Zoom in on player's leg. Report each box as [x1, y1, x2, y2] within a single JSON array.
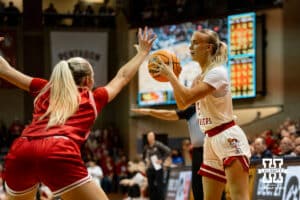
[[198, 135, 227, 200], [7, 187, 38, 200], [60, 180, 108, 200], [225, 158, 249, 200], [4, 137, 39, 200], [42, 137, 105, 200], [220, 126, 251, 200], [202, 176, 225, 200]]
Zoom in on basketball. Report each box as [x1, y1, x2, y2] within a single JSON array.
[[148, 50, 182, 82]]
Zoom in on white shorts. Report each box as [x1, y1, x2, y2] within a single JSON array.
[[198, 125, 251, 183]]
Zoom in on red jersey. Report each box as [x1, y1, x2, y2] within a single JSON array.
[[21, 78, 108, 145]]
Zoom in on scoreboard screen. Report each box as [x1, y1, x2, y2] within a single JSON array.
[[228, 12, 256, 99]]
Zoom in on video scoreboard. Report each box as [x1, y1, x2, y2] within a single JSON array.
[[228, 12, 256, 99]]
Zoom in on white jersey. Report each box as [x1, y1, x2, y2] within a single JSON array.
[[195, 66, 234, 132]]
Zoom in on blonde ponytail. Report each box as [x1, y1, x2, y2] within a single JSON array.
[[35, 60, 80, 128], [211, 41, 228, 66]]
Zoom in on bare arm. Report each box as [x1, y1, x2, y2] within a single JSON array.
[[0, 54, 32, 91], [167, 73, 214, 109], [152, 58, 215, 110], [104, 27, 156, 102], [131, 108, 179, 121]]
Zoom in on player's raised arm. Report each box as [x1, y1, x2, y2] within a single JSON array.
[[0, 37, 32, 91], [104, 27, 156, 103]]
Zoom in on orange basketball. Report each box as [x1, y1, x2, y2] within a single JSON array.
[[148, 50, 182, 82]]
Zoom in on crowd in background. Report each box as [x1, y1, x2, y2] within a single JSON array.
[[43, 0, 115, 27], [0, 0, 116, 27], [0, 117, 299, 199], [249, 118, 300, 160], [0, 1, 20, 26]]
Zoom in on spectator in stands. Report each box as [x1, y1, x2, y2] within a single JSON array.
[[143, 131, 171, 200], [84, 5, 95, 26], [0, 180, 6, 200], [44, 3, 57, 13], [0, 163, 6, 200], [98, 0, 115, 15], [87, 160, 103, 187], [287, 122, 297, 135], [8, 119, 24, 146], [270, 140, 281, 156], [101, 155, 115, 193], [251, 137, 273, 160], [0, 163, 3, 179], [97, 0, 115, 27], [38, 184, 54, 200], [280, 127, 290, 138], [260, 129, 275, 149], [0, 28, 156, 200], [181, 138, 192, 166], [279, 136, 296, 157], [115, 154, 129, 191], [72, 1, 84, 26], [120, 160, 147, 200], [293, 136, 300, 156], [0, 0, 5, 25], [73, 1, 83, 14], [85, 5, 94, 15], [4, 1, 20, 26], [44, 3, 58, 26], [170, 148, 184, 166], [0, 120, 7, 148]]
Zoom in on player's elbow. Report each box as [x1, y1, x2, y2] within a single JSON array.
[[176, 101, 189, 110], [177, 96, 194, 110]]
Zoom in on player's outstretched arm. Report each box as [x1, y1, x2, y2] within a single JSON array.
[[104, 27, 156, 103], [0, 37, 32, 91], [131, 108, 179, 121]]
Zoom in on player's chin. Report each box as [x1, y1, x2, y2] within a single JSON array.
[[190, 53, 197, 60]]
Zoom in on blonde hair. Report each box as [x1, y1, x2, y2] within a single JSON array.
[[35, 57, 92, 128], [199, 29, 228, 67]]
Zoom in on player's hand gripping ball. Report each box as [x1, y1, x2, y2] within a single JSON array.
[[148, 50, 182, 82]]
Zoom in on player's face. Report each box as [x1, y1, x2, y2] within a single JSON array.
[[189, 32, 212, 62]]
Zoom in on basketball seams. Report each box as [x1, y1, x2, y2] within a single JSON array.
[[148, 50, 181, 82], [155, 53, 180, 65]]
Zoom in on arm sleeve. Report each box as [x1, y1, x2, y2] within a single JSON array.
[[93, 87, 109, 112], [157, 141, 171, 159], [176, 105, 196, 120], [142, 146, 147, 160], [29, 78, 48, 97], [203, 67, 228, 90]]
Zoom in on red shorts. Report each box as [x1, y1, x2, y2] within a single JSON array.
[[3, 136, 91, 197]]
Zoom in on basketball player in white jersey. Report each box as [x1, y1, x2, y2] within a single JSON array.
[[152, 29, 251, 200]]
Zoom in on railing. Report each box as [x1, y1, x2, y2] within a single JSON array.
[[43, 13, 116, 28], [0, 12, 116, 28]]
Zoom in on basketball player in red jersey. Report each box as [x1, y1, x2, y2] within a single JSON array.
[[0, 27, 156, 200], [153, 29, 251, 200]]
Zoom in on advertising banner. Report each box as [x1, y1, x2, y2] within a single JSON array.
[[50, 31, 108, 87]]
